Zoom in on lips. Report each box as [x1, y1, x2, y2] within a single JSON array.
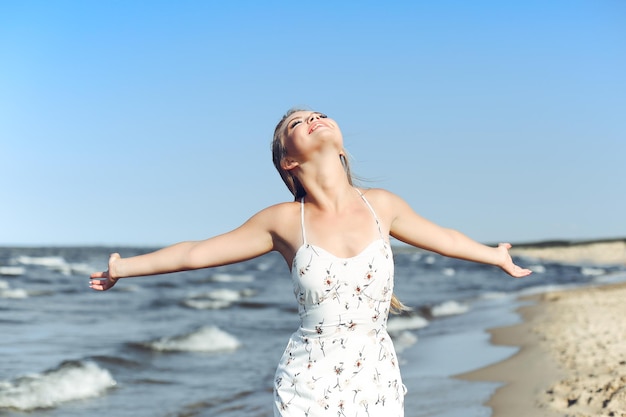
[[308, 121, 327, 134]]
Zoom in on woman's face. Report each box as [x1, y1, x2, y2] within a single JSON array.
[[281, 111, 342, 161]]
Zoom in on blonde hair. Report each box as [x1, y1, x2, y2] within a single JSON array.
[[271, 108, 409, 314]]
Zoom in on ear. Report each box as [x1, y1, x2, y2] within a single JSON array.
[[281, 157, 299, 171]]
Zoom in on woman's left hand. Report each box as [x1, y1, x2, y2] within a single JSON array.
[[497, 243, 533, 278]]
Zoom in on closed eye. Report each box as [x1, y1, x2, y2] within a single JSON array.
[[288, 112, 328, 130], [289, 119, 302, 129]]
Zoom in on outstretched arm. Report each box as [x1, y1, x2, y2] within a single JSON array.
[[386, 192, 532, 278], [89, 207, 277, 291]]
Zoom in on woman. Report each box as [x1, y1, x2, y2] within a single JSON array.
[[90, 109, 532, 416]]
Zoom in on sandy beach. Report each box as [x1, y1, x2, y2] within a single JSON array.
[[461, 240, 626, 417], [509, 239, 626, 266]]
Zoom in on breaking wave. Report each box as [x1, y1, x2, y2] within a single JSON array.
[[430, 300, 470, 317], [0, 280, 28, 299], [387, 315, 429, 334], [0, 360, 116, 411], [0, 266, 25, 276], [16, 256, 93, 276], [143, 326, 241, 353], [209, 273, 255, 283], [182, 288, 256, 310]]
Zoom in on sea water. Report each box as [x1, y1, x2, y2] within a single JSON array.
[[1, 245, 624, 417]]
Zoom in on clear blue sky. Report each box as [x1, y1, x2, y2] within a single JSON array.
[[1, 0, 625, 247]]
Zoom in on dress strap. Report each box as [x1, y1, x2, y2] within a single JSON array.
[[356, 189, 385, 240], [300, 197, 307, 246]]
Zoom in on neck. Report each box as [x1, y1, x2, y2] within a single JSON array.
[[295, 153, 356, 210]]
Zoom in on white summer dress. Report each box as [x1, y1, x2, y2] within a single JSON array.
[[273, 192, 405, 417]]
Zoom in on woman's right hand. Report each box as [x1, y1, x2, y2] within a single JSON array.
[[89, 253, 121, 291]]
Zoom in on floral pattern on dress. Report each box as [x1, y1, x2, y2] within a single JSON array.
[[273, 193, 405, 417]]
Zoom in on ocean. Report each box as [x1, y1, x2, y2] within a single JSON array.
[[1, 244, 624, 417]]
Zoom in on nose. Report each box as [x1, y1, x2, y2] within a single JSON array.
[[307, 113, 320, 123]]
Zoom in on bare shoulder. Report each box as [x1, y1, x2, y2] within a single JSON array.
[[359, 187, 400, 201], [261, 200, 300, 216], [357, 187, 410, 227], [253, 201, 300, 228], [255, 201, 302, 250], [358, 187, 407, 211]]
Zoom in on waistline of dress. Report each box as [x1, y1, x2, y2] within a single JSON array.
[[296, 321, 389, 340]]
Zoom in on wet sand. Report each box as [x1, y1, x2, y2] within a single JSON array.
[[460, 281, 626, 417]]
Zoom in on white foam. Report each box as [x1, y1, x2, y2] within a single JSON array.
[[16, 255, 72, 275], [146, 326, 241, 353], [17, 256, 67, 268], [528, 264, 546, 273], [424, 255, 436, 265], [441, 267, 455, 277], [182, 299, 232, 310], [0, 361, 115, 411], [205, 288, 255, 302], [210, 273, 255, 282], [393, 331, 417, 353], [0, 280, 28, 299], [581, 267, 606, 277], [431, 300, 469, 317], [14, 256, 92, 276], [386, 315, 429, 334], [256, 261, 272, 271], [409, 253, 422, 262], [183, 288, 256, 310], [392, 331, 419, 354], [0, 288, 29, 299], [0, 266, 25, 276]]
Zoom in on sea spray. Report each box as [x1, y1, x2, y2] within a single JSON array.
[[210, 273, 255, 283], [387, 316, 427, 354], [386, 315, 429, 334], [430, 300, 470, 317], [145, 326, 241, 353], [0, 280, 29, 299], [182, 288, 257, 310], [0, 361, 116, 411], [0, 266, 25, 276], [15, 255, 94, 276]]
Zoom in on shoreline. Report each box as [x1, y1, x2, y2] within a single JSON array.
[[459, 280, 626, 417]]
